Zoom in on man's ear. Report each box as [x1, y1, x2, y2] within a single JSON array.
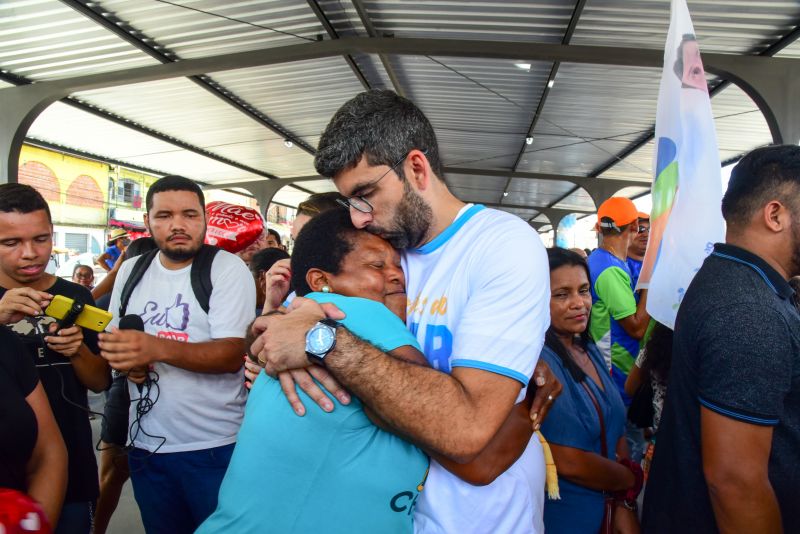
[[762, 200, 788, 233], [407, 149, 432, 192], [306, 268, 331, 293], [143, 213, 151, 234]]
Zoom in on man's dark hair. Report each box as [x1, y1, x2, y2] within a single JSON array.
[[250, 247, 289, 276], [296, 192, 344, 218], [721, 145, 800, 229], [145, 175, 205, 213], [0, 183, 52, 223], [314, 89, 444, 181], [290, 208, 358, 296], [266, 228, 281, 246], [599, 219, 634, 237], [544, 247, 593, 382]]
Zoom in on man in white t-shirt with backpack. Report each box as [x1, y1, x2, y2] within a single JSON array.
[[251, 90, 557, 533], [99, 175, 254, 533]]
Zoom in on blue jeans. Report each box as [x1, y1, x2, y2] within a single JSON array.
[[128, 444, 235, 534], [55, 501, 94, 534]]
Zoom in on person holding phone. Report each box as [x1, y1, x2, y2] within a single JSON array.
[[0, 183, 110, 534]]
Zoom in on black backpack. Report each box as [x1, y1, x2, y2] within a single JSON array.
[[118, 244, 220, 316]]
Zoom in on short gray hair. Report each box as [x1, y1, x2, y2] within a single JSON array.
[[314, 90, 444, 181]]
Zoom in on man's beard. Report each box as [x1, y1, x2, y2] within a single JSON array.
[[367, 181, 433, 249], [158, 234, 203, 263]]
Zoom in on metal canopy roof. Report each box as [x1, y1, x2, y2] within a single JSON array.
[[1, 0, 798, 229]]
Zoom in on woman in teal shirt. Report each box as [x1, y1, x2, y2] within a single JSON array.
[[198, 209, 428, 534]]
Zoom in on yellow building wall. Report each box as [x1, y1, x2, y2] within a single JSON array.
[[18, 144, 110, 227], [18, 144, 261, 228]]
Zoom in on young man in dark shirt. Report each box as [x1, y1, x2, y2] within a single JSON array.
[[643, 145, 800, 533], [0, 183, 110, 534]]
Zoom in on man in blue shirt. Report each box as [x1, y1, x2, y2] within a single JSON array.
[[96, 228, 129, 271]]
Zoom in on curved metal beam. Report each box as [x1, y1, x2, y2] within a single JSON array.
[[9, 37, 792, 99], [4, 36, 795, 184]]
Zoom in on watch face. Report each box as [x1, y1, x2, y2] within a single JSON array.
[[307, 324, 335, 354]]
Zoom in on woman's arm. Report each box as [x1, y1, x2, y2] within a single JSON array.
[[95, 251, 112, 272], [548, 438, 634, 492], [624, 363, 645, 398], [25, 382, 67, 526], [91, 252, 125, 300]]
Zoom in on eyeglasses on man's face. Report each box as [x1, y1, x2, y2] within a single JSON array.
[[336, 150, 426, 214], [637, 225, 650, 234]]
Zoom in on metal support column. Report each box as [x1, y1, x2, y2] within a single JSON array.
[[0, 86, 64, 184], [727, 62, 800, 145]]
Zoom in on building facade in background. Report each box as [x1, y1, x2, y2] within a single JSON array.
[[18, 143, 258, 275]]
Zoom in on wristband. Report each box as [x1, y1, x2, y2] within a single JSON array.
[[613, 458, 644, 502]]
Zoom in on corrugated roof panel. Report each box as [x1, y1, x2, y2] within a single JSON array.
[[552, 187, 602, 212], [353, 1, 577, 43], [352, 53, 395, 90], [74, 77, 271, 147], [449, 187, 500, 204], [776, 38, 800, 58], [26, 101, 262, 184], [711, 84, 773, 153], [392, 55, 551, 135], [0, 0, 157, 81], [209, 57, 365, 140], [446, 172, 508, 204], [531, 63, 661, 141], [572, 0, 799, 54], [292, 179, 338, 194], [122, 150, 259, 183], [600, 140, 655, 181], [518, 136, 637, 176], [437, 129, 526, 169], [74, 75, 319, 178], [498, 207, 539, 220], [272, 185, 316, 207], [505, 177, 577, 207], [445, 173, 508, 190], [210, 137, 317, 178], [100, 0, 325, 59]]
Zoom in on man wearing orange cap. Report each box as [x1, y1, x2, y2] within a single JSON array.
[[587, 197, 652, 459], [626, 212, 650, 289]]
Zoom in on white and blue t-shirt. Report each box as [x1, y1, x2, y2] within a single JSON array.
[[403, 204, 550, 534]]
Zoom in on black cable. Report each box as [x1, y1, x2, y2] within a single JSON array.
[[152, 0, 317, 42], [34, 318, 108, 422], [124, 369, 167, 472]]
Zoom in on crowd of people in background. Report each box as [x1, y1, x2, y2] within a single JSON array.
[[0, 89, 798, 534]]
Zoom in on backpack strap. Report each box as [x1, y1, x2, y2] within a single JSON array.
[[118, 249, 159, 317], [190, 245, 219, 315]]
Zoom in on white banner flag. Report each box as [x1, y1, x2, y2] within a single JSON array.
[[636, 0, 726, 329]]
